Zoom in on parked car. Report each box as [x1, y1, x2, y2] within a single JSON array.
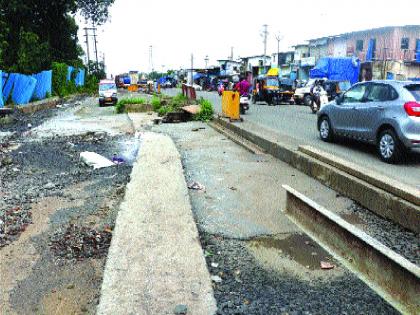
[[317, 80, 420, 163], [98, 80, 118, 107]]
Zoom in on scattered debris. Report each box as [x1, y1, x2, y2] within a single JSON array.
[[320, 261, 335, 270], [49, 224, 113, 260], [182, 105, 200, 115], [174, 304, 188, 315], [0, 206, 33, 247], [229, 186, 237, 191], [211, 275, 223, 283], [80, 151, 115, 169], [112, 155, 125, 165], [211, 262, 219, 268], [187, 181, 206, 192]]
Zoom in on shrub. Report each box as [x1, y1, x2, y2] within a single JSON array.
[[115, 97, 146, 114], [51, 62, 68, 97], [151, 96, 161, 111], [195, 98, 214, 121]]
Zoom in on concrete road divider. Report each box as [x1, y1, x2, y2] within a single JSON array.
[[213, 117, 420, 233], [283, 185, 420, 315], [97, 132, 217, 315]]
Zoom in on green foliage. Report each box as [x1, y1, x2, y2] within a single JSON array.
[[151, 96, 161, 111], [0, 0, 114, 72], [158, 106, 173, 117], [115, 97, 146, 114], [170, 93, 188, 108], [83, 74, 100, 95], [52, 62, 69, 97], [195, 98, 214, 121], [14, 30, 50, 74]]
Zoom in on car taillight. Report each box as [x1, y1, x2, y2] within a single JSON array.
[[404, 102, 420, 117]]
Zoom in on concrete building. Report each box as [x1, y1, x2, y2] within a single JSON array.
[[325, 25, 420, 80], [217, 59, 242, 76], [293, 44, 313, 80], [240, 55, 271, 82]]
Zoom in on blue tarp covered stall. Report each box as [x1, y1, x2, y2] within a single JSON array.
[[32, 70, 52, 100], [416, 40, 420, 63], [309, 57, 360, 84]]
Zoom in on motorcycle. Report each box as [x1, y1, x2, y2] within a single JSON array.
[[310, 88, 329, 114], [240, 94, 250, 114]]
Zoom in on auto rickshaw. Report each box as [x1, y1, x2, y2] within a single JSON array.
[[252, 68, 295, 105]]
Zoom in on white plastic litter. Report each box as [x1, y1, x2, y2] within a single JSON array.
[[80, 151, 115, 169]]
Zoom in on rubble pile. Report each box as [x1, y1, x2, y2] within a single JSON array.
[[49, 224, 113, 260], [0, 206, 32, 247]]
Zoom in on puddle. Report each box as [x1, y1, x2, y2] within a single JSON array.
[[340, 212, 365, 225], [249, 234, 333, 270]]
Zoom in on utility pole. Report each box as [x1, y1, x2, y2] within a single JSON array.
[[261, 24, 269, 64], [204, 55, 209, 70], [83, 27, 91, 71], [230, 47, 234, 61], [84, 26, 99, 72], [190, 54, 194, 85], [149, 45, 154, 73], [275, 32, 283, 66], [92, 26, 99, 70]]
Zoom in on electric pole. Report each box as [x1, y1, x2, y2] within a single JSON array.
[[84, 26, 99, 72], [275, 32, 283, 66], [261, 24, 269, 64], [149, 45, 154, 73], [230, 47, 234, 61], [190, 54, 194, 85], [204, 55, 209, 70], [92, 26, 99, 70], [83, 27, 91, 71]]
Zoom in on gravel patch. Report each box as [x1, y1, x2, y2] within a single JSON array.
[[344, 202, 420, 266], [199, 232, 398, 315]]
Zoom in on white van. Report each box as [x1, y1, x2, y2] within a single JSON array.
[[99, 80, 118, 107]]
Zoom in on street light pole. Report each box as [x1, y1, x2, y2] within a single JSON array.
[[190, 54, 194, 86], [275, 32, 283, 67], [204, 55, 209, 70]]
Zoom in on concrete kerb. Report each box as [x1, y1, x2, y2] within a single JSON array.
[[97, 132, 217, 315], [15, 93, 89, 114], [298, 145, 420, 207], [283, 185, 420, 315], [214, 117, 420, 234]]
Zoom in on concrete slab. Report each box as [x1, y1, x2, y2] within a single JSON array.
[[97, 132, 217, 315]]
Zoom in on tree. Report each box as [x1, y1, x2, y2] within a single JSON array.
[[77, 0, 115, 25], [0, 0, 114, 72]]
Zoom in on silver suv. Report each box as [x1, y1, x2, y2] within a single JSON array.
[[317, 80, 420, 163]]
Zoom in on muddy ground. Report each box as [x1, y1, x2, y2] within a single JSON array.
[[1, 98, 134, 314]]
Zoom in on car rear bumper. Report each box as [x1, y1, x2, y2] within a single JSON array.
[[398, 117, 420, 148]]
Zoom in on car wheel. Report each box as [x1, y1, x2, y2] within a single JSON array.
[[304, 95, 312, 106], [377, 129, 403, 163], [319, 116, 334, 142]]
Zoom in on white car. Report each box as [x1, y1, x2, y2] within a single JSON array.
[[99, 80, 118, 107]]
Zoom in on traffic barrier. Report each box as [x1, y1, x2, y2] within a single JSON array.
[[221, 91, 240, 120], [181, 84, 196, 100]]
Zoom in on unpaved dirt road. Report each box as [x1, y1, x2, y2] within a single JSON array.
[[1, 97, 135, 314]]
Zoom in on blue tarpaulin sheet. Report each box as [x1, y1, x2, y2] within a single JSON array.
[[32, 70, 52, 100], [67, 66, 74, 82], [75, 69, 85, 86], [0, 70, 3, 108], [12, 74, 37, 105], [366, 39, 374, 61], [3, 73, 16, 101], [310, 57, 360, 84], [416, 40, 420, 63]]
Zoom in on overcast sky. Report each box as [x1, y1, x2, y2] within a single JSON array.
[[77, 0, 420, 76]]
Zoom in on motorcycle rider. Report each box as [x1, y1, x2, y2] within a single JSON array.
[[310, 80, 326, 112]]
